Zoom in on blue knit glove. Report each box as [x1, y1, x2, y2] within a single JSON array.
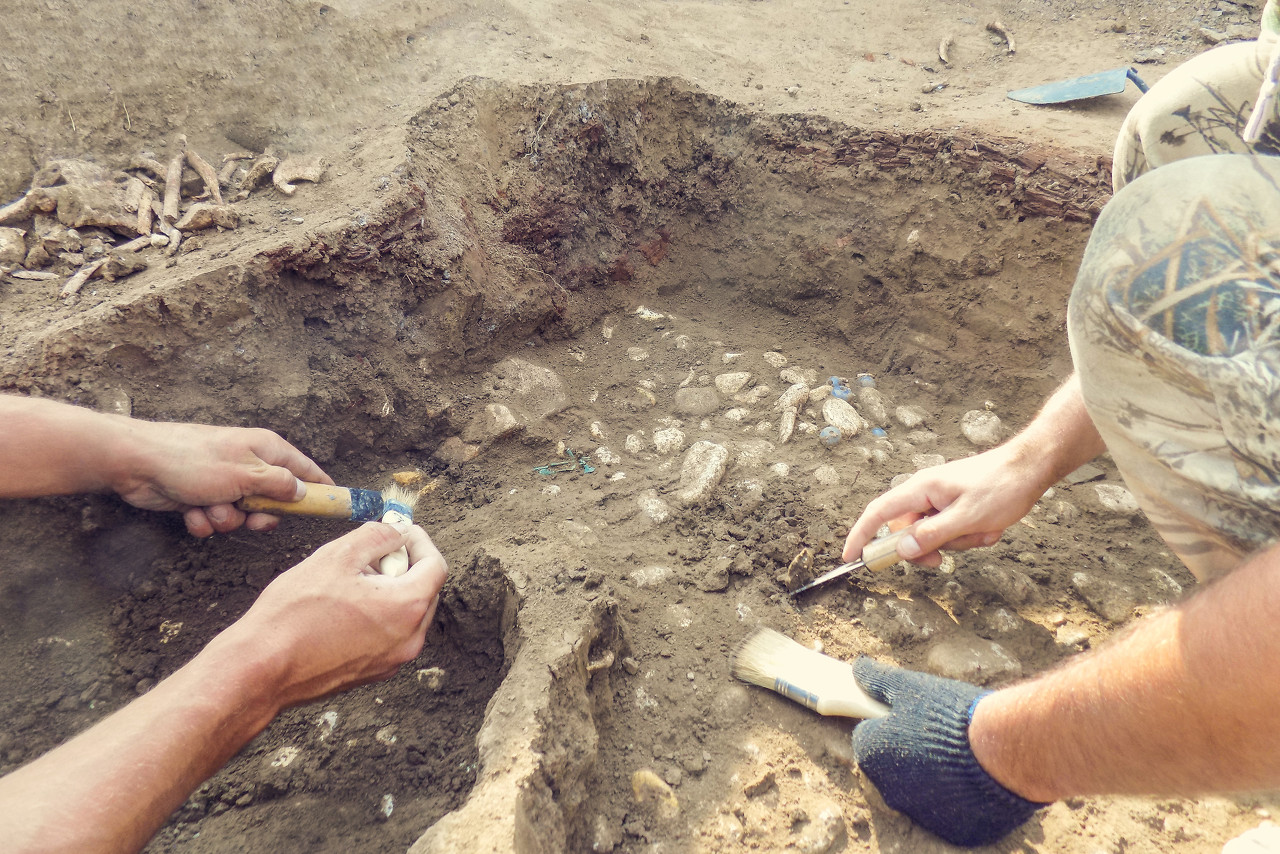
[[851, 657, 1048, 847]]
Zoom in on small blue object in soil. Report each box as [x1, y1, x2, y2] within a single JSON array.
[[829, 376, 853, 400], [871, 427, 888, 437], [819, 426, 842, 448], [857, 373, 876, 388]]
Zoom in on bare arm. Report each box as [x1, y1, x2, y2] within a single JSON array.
[[843, 374, 1105, 565], [0, 521, 447, 854], [971, 539, 1280, 801], [0, 395, 333, 536]]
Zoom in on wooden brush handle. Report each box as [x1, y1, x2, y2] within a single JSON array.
[[236, 483, 355, 518], [861, 521, 921, 572]]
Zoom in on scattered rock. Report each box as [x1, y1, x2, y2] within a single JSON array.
[[926, 634, 1022, 684], [631, 769, 679, 817], [856, 386, 889, 426], [462, 403, 523, 443], [813, 465, 840, 486], [630, 566, 673, 587], [821, 397, 866, 435], [776, 382, 810, 411], [1055, 625, 1091, 648], [960, 410, 1002, 446], [793, 801, 847, 854], [433, 436, 480, 464], [626, 346, 649, 361], [734, 439, 775, 468], [1064, 463, 1105, 484], [782, 547, 813, 590], [714, 371, 752, 394], [1134, 47, 1166, 64], [174, 203, 240, 231], [676, 441, 729, 505], [653, 427, 687, 455], [1071, 571, 1138, 624], [637, 489, 671, 523], [780, 367, 819, 387], [94, 387, 132, 416], [762, 351, 787, 368], [0, 228, 25, 265], [911, 453, 945, 470], [1094, 483, 1140, 515], [492, 357, 568, 419], [894, 405, 927, 429], [978, 563, 1039, 605], [674, 386, 721, 416]]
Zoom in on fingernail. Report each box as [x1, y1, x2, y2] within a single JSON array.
[[387, 518, 412, 534], [208, 506, 230, 524], [293, 478, 307, 501], [897, 533, 922, 559]]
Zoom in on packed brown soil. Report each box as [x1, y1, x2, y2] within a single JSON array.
[[1, 2, 1276, 853]]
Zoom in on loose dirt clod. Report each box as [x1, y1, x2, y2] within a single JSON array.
[[173, 203, 239, 232]]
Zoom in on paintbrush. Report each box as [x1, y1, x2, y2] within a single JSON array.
[[237, 482, 419, 577], [730, 628, 890, 719]]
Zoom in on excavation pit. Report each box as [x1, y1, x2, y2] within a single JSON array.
[[0, 78, 1266, 852]]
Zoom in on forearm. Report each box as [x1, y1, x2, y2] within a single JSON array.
[[0, 630, 282, 853], [999, 373, 1105, 492], [972, 540, 1280, 801], [0, 396, 141, 498]]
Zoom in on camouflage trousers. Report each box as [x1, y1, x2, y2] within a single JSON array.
[[1068, 154, 1280, 582]]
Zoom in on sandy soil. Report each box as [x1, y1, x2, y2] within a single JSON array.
[[1, 2, 1277, 852]]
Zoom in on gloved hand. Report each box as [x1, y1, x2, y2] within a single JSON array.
[[851, 657, 1048, 847]]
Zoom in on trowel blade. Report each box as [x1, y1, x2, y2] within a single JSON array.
[[1007, 67, 1149, 105]]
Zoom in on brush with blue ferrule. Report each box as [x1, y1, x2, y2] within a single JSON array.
[[237, 483, 416, 523]]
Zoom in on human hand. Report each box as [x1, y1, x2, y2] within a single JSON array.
[[110, 420, 334, 537], [851, 657, 1046, 847], [218, 520, 449, 709], [842, 445, 1050, 568]]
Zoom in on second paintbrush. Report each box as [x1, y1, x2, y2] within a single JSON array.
[[236, 482, 415, 522]]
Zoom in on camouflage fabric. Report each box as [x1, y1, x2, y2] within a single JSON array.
[[1068, 154, 1280, 581], [1113, 5, 1280, 190]]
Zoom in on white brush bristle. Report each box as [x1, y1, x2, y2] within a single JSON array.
[[381, 483, 419, 517], [731, 628, 828, 689], [730, 627, 890, 719]]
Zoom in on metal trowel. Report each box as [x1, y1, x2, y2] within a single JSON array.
[[1007, 66, 1149, 105]]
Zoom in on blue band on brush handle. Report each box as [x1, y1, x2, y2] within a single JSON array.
[[382, 499, 414, 519], [347, 488, 385, 521]]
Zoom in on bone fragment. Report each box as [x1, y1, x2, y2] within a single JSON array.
[[272, 156, 326, 195], [938, 33, 954, 65], [60, 258, 107, 302], [123, 176, 145, 213], [217, 160, 240, 188], [116, 235, 152, 253], [243, 155, 279, 190], [10, 269, 60, 280], [136, 188, 154, 236], [174, 203, 239, 232], [222, 152, 255, 163], [986, 20, 1015, 54], [162, 151, 183, 223], [152, 199, 181, 255], [0, 189, 56, 225], [180, 136, 223, 205], [129, 155, 168, 182]]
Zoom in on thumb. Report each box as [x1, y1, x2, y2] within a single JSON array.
[[245, 464, 307, 503], [899, 511, 978, 561], [852, 656, 903, 706]]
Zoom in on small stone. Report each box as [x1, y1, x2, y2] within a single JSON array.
[[462, 403, 523, 443], [1055, 625, 1091, 648], [822, 397, 866, 435], [960, 410, 1002, 446], [416, 667, 446, 691], [813, 465, 840, 486], [674, 386, 721, 416], [676, 441, 729, 505], [1094, 483, 1140, 515], [734, 439, 775, 468], [0, 228, 26, 265], [625, 433, 647, 454], [1064, 463, 1105, 484], [780, 367, 819, 386], [631, 769, 679, 817], [776, 382, 810, 412], [762, 351, 788, 368], [715, 371, 752, 394], [857, 387, 889, 427], [630, 566, 673, 587], [978, 563, 1039, 605], [621, 656, 640, 675], [626, 347, 649, 361], [912, 453, 945, 470], [894, 405, 927, 429], [94, 387, 132, 417], [1134, 47, 1166, 64], [433, 436, 480, 464], [1071, 571, 1138, 624], [653, 427, 687, 455], [794, 801, 847, 854], [907, 428, 937, 445], [637, 489, 671, 523], [926, 634, 1022, 684]]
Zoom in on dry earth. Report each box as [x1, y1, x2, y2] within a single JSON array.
[[1, 2, 1277, 853]]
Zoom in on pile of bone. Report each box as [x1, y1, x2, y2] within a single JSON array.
[[0, 140, 324, 304]]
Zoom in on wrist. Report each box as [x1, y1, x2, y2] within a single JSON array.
[[192, 625, 288, 728], [969, 687, 1063, 803]]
